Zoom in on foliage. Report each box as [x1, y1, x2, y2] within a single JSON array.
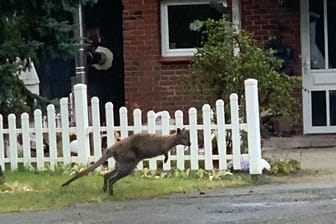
[[180, 18, 301, 120], [267, 158, 301, 175], [0, 0, 97, 119], [134, 168, 235, 181]]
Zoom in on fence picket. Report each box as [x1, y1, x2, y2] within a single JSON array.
[[188, 108, 199, 170], [230, 93, 241, 170], [47, 104, 57, 170], [147, 110, 157, 170], [92, 97, 102, 162], [8, 114, 18, 170], [60, 98, 71, 165], [34, 110, 44, 170], [175, 110, 185, 170], [161, 111, 171, 171], [119, 107, 128, 139], [105, 102, 116, 169], [133, 109, 143, 170], [216, 99, 227, 170], [21, 113, 31, 168], [202, 105, 213, 170]]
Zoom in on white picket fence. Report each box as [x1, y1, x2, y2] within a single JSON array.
[[0, 79, 263, 174]]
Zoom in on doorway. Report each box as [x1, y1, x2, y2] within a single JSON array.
[[301, 0, 336, 133], [84, 0, 125, 124]]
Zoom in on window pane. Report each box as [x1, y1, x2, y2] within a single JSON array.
[[327, 0, 336, 68], [312, 91, 326, 126], [329, 90, 336, 125], [309, 0, 325, 69], [168, 4, 222, 49]]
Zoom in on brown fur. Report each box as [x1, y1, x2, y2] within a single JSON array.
[[62, 128, 191, 194]]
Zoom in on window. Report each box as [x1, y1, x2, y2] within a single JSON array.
[[160, 0, 226, 57]]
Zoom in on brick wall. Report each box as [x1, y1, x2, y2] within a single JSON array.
[[241, 0, 301, 75], [123, 0, 201, 121], [123, 0, 303, 132]]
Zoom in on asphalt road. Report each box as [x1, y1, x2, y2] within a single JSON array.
[[2, 179, 336, 224]]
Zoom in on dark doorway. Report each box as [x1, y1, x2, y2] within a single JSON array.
[[84, 0, 125, 125]]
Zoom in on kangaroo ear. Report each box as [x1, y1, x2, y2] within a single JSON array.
[[177, 128, 182, 134]]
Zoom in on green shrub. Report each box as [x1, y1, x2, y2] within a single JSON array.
[[181, 18, 300, 122], [267, 159, 301, 175]]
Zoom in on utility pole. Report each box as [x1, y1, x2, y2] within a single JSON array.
[[74, 2, 86, 84]]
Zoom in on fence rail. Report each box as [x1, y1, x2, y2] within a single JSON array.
[[0, 79, 263, 174]]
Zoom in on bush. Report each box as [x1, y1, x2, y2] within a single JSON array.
[[181, 19, 301, 122], [267, 159, 301, 175]]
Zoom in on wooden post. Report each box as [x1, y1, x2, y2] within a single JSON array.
[[245, 79, 262, 175], [73, 84, 90, 164]]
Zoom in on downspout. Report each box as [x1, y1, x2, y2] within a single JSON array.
[[232, 0, 241, 56], [232, 0, 241, 30]]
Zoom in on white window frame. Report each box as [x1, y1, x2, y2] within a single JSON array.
[[160, 0, 227, 57]]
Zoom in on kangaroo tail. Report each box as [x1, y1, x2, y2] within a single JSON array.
[[62, 154, 110, 187]]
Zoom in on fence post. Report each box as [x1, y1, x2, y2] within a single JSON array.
[[74, 84, 90, 164], [244, 79, 262, 175]]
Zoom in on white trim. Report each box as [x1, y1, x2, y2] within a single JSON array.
[[301, 0, 311, 134], [160, 0, 227, 57]]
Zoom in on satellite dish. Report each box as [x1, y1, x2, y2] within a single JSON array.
[[92, 46, 113, 70], [209, 0, 227, 14]]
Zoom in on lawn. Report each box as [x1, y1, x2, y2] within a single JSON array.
[[0, 169, 258, 213]]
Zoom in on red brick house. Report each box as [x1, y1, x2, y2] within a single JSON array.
[[74, 0, 334, 134]]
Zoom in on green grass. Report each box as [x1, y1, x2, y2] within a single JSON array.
[[0, 170, 258, 213]]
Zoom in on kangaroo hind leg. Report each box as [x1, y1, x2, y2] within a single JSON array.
[[103, 166, 118, 193], [105, 161, 137, 195]]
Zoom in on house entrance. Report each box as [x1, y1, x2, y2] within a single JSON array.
[[84, 0, 125, 124], [301, 0, 336, 133]]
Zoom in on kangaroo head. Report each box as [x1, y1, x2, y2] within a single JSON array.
[[176, 128, 191, 146]]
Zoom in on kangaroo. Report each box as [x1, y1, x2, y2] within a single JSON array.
[[62, 128, 191, 194]]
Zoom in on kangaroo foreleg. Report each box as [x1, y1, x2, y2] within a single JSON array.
[[163, 152, 168, 163]]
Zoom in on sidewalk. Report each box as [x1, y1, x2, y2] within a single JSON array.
[[262, 135, 336, 171]]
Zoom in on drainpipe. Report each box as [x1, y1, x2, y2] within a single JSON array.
[[232, 0, 241, 56], [74, 2, 86, 84]]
